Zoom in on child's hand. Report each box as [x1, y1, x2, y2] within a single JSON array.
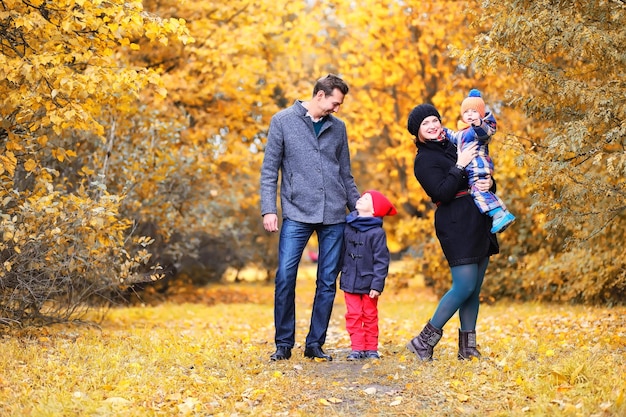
[[369, 289, 381, 298]]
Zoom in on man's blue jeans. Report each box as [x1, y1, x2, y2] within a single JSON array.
[[274, 219, 344, 349]]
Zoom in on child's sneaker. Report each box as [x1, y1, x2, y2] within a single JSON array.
[[346, 351, 364, 361], [364, 350, 380, 359], [491, 211, 515, 234]]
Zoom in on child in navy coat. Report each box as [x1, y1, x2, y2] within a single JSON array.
[[339, 190, 397, 360]]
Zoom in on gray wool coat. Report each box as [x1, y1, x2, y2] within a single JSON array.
[[260, 100, 360, 224]]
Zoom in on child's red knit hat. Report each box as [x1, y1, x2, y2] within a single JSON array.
[[366, 190, 397, 217]]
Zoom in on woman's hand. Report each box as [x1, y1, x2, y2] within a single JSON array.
[[457, 141, 478, 167], [474, 175, 493, 192]]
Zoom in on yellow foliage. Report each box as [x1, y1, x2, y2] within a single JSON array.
[[448, 1, 626, 302], [1, 0, 623, 312], [0, 151, 17, 176]]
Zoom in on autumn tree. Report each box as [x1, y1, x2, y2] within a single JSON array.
[[0, 0, 191, 324], [130, 0, 315, 283], [458, 0, 626, 304], [3, 0, 620, 325], [267, 0, 622, 305], [128, 0, 622, 305], [268, 1, 523, 294]]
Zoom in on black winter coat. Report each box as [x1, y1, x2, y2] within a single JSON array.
[[339, 214, 390, 294], [414, 138, 499, 267]]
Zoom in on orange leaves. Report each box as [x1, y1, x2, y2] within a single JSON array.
[[50, 147, 77, 163], [23, 159, 37, 172], [144, 17, 192, 46], [455, 1, 626, 304], [0, 151, 17, 176], [319, 397, 343, 406], [1, 0, 193, 143], [0, 0, 201, 322], [0, 276, 625, 416]]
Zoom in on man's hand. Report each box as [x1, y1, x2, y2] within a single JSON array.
[[263, 213, 279, 233]]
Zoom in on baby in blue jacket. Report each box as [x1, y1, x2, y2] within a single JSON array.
[[446, 89, 515, 233]]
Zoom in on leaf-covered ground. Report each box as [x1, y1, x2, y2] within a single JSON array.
[[0, 263, 624, 416]]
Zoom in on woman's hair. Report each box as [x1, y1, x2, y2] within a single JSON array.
[[313, 74, 349, 97]]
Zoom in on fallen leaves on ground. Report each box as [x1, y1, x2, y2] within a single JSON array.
[[0, 265, 624, 416]]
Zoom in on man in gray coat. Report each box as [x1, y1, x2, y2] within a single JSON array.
[[261, 74, 360, 361]]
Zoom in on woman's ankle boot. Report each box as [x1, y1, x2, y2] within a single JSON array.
[[407, 321, 443, 361], [458, 329, 481, 360]]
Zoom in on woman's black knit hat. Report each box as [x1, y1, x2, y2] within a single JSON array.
[[407, 104, 441, 137]]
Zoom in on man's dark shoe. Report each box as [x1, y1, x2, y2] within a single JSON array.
[[269, 347, 292, 361], [304, 346, 332, 361]]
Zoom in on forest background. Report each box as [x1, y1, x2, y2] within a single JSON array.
[[1, 0, 625, 325]]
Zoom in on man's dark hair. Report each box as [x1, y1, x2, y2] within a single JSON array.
[[313, 74, 349, 97]]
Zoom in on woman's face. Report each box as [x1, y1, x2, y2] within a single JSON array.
[[419, 115, 443, 141]]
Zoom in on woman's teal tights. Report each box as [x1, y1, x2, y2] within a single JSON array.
[[430, 257, 489, 331]]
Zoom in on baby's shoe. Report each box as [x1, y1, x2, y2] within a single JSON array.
[[491, 211, 515, 234]]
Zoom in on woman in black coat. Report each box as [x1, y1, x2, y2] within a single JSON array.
[[406, 104, 499, 361]]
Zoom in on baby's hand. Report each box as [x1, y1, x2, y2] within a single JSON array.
[[369, 289, 381, 298]]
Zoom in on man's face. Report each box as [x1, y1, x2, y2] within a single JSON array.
[[316, 88, 345, 116]]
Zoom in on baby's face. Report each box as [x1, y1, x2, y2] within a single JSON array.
[[462, 109, 481, 125]]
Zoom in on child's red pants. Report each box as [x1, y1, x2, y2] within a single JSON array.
[[344, 292, 379, 351]]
